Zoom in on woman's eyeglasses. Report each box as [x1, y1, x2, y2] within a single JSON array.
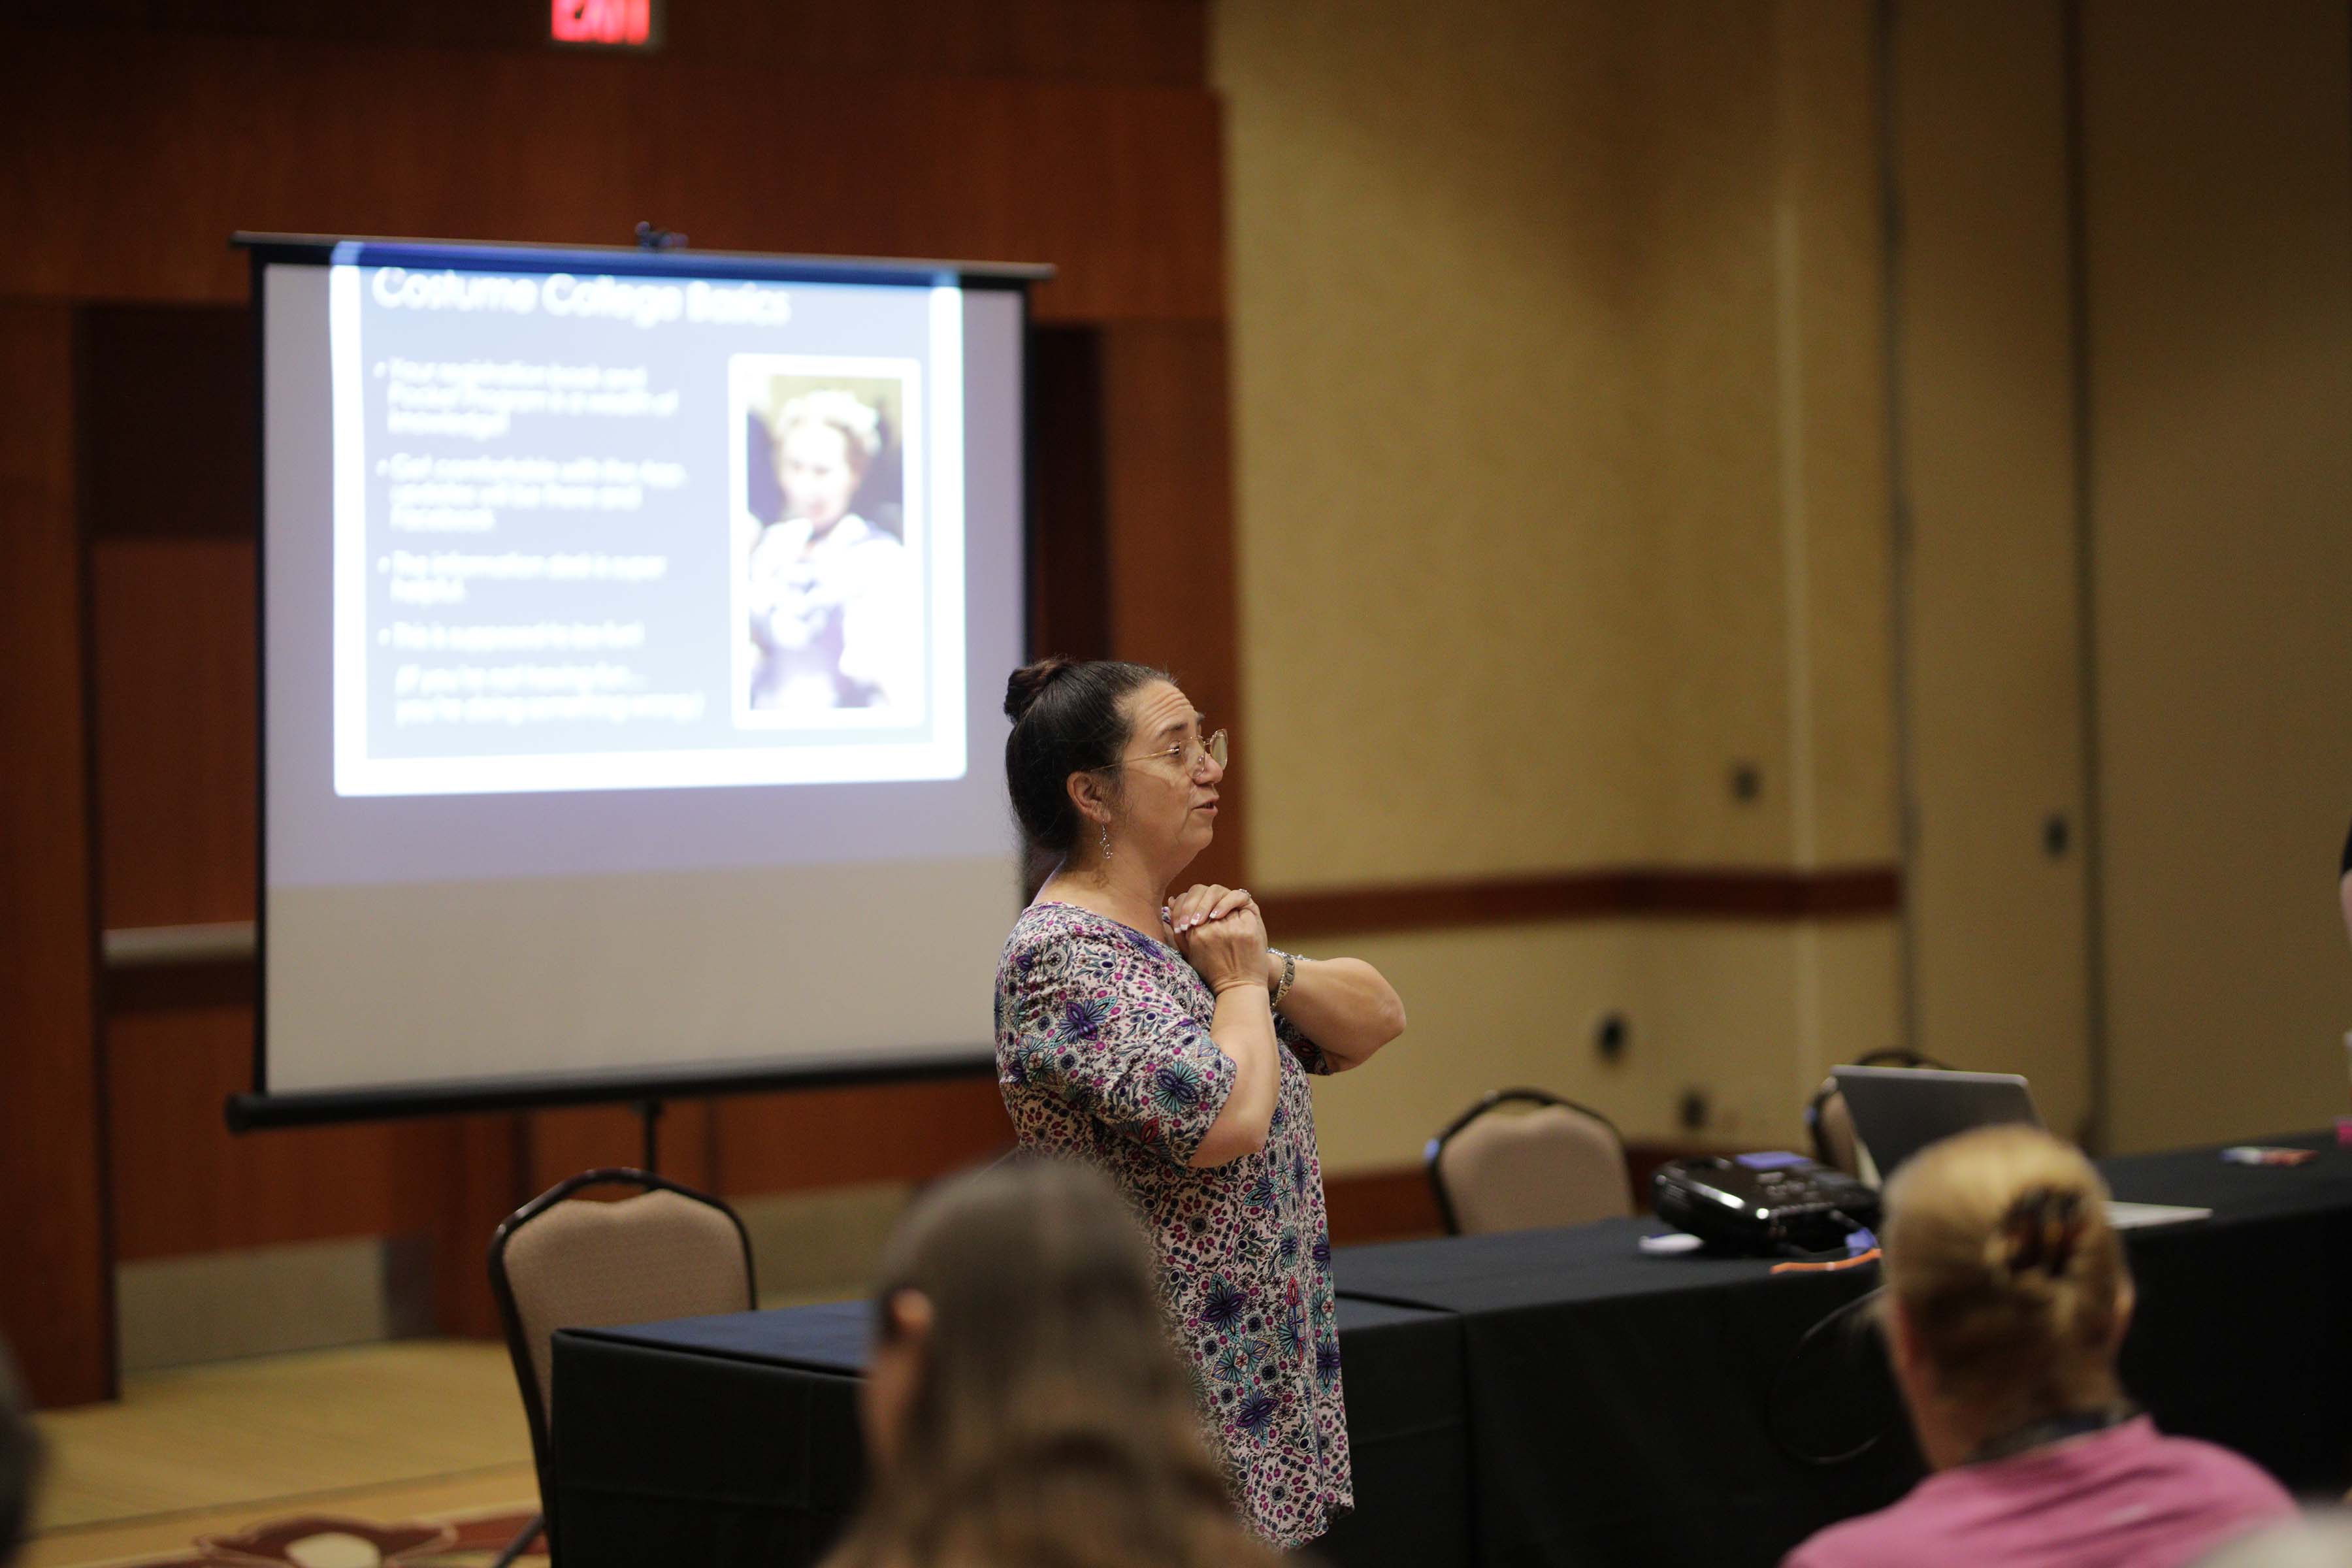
[[1092, 729, 1228, 780]]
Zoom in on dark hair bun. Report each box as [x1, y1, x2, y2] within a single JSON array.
[[1004, 657, 1077, 723], [1001, 658, 1170, 857]]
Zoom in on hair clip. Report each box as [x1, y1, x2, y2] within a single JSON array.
[[2001, 1186, 2084, 1277]]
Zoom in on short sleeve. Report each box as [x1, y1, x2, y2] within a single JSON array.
[[1276, 1009, 1333, 1075], [1001, 928, 1239, 1166]]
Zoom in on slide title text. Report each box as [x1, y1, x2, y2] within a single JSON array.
[[370, 267, 794, 329]]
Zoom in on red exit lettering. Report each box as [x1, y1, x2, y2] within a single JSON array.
[[551, 0, 656, 48]]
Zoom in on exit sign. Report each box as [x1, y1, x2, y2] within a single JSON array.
[[551, 0, 662, 49]]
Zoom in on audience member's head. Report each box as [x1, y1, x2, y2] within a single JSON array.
[[1878, 1124, 2131, 1469], [0, 1340, 42, 1565], [1784, 1126, 2295, 1567], [827, 1157, 1281, 1568]]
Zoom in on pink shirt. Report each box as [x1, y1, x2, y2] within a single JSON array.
[[1785, 1418, 2295, 1568]]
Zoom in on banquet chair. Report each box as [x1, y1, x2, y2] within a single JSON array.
[[1810, 1086, 1866, 1179], [489, 1168, 758, 1567], [1803, 1049, 1952, 1178], [1426, 1088, 1632, 1235]]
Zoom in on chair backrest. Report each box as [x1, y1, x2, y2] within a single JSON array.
[[1810, 1086, 1863, 1175], [1805, 1049, 1947, 1177], [1427, 1089, 1632, 1235], [489, 1168, 757, 1509]]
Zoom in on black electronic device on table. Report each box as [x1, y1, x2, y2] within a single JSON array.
[[1652, 1151, 1880, 1258]]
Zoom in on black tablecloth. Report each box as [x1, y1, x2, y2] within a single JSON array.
[[1326, 1130, 2352, 1565], [553, 1296, 1469, 1568], [2102, 1133, 2352, 1489], [548, 1130, 2352, 1568], [1332, 1217, 1919, 1565], [553, 1301, 870, 1567]]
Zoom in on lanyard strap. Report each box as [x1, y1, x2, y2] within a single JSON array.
[[1971, 1403, 2138, 1465]]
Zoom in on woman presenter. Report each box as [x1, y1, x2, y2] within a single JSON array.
[[992, 658, 1408, 1549]]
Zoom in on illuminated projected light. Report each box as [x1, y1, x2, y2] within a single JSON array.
[[238, 231, 1043, 1115], [551, 0, 661, 49]]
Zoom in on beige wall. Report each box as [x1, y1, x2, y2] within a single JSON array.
[[1219, 0, 1895, 886], [1302, 919, 1903, 1169], [2081, 0, 2352, 1149], [1893, 0, 2097, 1144], [1218, 0, 2352, 1174], [1215, 0, 1902, 1172], [1891, 0, 2352, 1153]]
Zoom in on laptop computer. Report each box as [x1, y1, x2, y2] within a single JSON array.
[[1829, 1065, 2208, 1230]]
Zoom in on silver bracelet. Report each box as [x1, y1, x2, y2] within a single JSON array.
[[1270, 949, 1298, 1009]]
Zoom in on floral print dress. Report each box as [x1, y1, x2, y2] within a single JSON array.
[[992, 900, 1352, 1548]]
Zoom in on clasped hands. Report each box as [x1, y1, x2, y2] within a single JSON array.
[[1166, 884, 1275, 997]]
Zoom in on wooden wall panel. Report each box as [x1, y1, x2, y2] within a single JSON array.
[[10, 3, 1233, 1390], [81, 306, 255, 544], [523, 1101, 717, 1197], [429, 1111, 527, 1339], [105, 992, 528, 1335], [712, 1077, 1012, 1196], [104, 1009, 1007, 1254], [655, 0, 1207, 86], [14, 1, 1207, 89], [0, 302, 114, 1406], [1100, 321, 1243, 887], [1319, 1168, 1442, 1247], [1030, 325, 1113, 664], [0, 33, 1224, 325], [106, 1005, 442, 1260], [90, 540, 257, 928]]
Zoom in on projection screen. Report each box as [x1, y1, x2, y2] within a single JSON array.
[[237, 235, 1040, 1124]]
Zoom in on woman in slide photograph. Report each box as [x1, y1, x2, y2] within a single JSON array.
[[743, 387, 919, 715], [992, 657, 1409, 1549]]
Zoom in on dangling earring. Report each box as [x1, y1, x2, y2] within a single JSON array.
[[1099, 821, 1113, 861]]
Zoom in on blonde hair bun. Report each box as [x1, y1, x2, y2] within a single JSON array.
[[1882, 1125, 2129, 1420]]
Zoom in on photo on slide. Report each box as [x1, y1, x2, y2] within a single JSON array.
[[728, 355, 926, 728]]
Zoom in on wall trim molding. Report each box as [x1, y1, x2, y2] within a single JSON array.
[[104, 865, 1906, 1015], [1256, 865, 1902, 939]]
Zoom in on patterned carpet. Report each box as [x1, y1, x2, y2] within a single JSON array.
[[97, 1509, 546, 1567]]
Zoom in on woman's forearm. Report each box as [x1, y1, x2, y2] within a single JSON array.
[[1188, 985, 1281, 1168], [1269, 955, 1406, 1071]]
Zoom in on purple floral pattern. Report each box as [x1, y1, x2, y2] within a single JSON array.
[[994, 900, 1351, 1548]]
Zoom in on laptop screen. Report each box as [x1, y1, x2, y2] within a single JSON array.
[[1831, 1066, 2041, 1181]]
